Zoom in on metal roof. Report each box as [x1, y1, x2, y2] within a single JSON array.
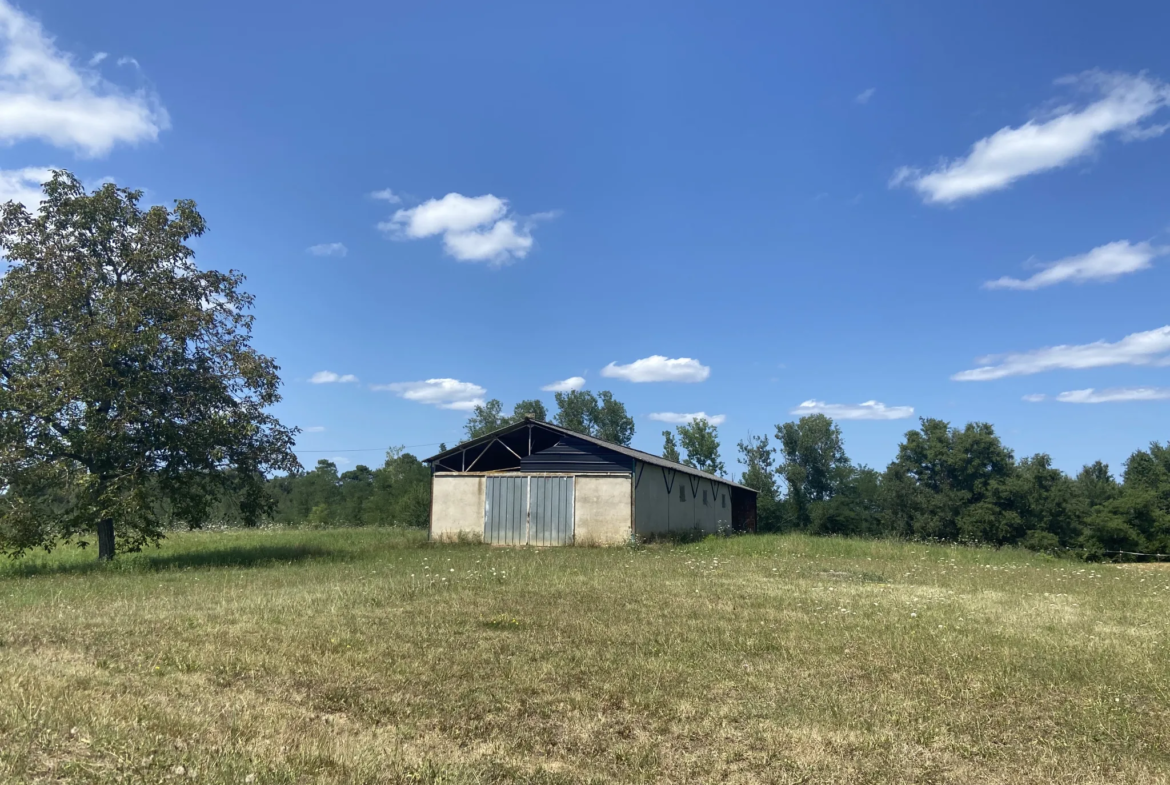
[[423, 419, 758, 493]]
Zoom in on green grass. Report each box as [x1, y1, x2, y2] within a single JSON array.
[[1, 528, 1168, 784]]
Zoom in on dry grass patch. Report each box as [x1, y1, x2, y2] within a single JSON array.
[[1, 528, 1168, 784]]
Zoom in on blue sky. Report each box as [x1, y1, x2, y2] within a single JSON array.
[[5, 0, 1170, 476]]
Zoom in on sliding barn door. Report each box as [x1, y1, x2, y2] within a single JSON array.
[[484, 476, 527, 545], [529, 477, 574, 546], [483, 476, 575, 545]]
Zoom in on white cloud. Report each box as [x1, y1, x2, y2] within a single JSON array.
[[953, 325, 1170, 381], [330, 456, 352, 466], [115, 56, 138, 68], [441, 219, 532, 262], [369, 188, 402, 203], [379, 192, 552, 265], [303, 426, 326, 432], [542, 376, 585, 392], [1056, 387, 1170, 404], [374, 378, 486, 410], [306, 242, 348, 257], [985, 240, 1164, 290], [855, 87, 876, 105], [790, 400, 915, 420], [309, 371, 359, 384], [87, 52, 106, 66], [648, 412, 727, 426], [0, 2, 168, 156], [0, 165, 51, 207], [601, 356, 710, 383], [892, 71, 1170, 204], [1022, 393, 1047, 402]]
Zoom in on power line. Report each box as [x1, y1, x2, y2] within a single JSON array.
[[294, 441, 445, 453]]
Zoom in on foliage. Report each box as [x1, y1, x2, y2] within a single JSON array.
[[736, 434, 781, 531], [661, 430, 681, 463], [464, 398, 550, 439], [774, 414, 852, 528], [462, 391, 635, 446], [0, 172, 298, 560], [550, 389, 635, 445], [263, 447, 431, 528], [512, 399, 548, 422], [675, 417, 725, 476], [553, 390, 595, 435], [463, 400, 510, 439], [754, 412, 1170, 560], [592, 391, 635, 446]]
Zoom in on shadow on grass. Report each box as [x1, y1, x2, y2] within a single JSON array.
[[2, 543, 341, 579]]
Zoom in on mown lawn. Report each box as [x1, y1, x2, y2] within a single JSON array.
[[1, 527, 1167, 784]]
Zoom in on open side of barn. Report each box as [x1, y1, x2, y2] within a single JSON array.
[[424, 420, 756, 546]]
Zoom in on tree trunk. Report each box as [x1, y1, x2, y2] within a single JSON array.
[[97, 518, 115, 561]]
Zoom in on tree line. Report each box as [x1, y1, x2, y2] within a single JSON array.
[[735, 414, 1170, 559]]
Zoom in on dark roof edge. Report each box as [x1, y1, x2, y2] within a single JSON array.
[[423, 419, 757, 493]]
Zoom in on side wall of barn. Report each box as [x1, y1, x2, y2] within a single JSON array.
[[633, 460, 734, 537], [430, 474, 485, 542]]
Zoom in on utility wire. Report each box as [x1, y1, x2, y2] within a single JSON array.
[[294, 441, 445, 453]]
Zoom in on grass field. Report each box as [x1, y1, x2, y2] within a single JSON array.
[[1, 528, 1168, 784]]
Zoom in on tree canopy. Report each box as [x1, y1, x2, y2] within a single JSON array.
[[464, 389, 635, 446], [463, 399, 551, 439], [675, 418, 725, 476], [0, 172, 298, 560], [741, 411, 1170, 559]]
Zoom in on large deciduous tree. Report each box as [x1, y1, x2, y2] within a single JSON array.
[[463, 399, 510, 439], [676, 417, 725, 476], [464, 398, 550, 439], [775, 414, 851, 514], [552, 390, 635, 446], [737, 433, 780, 530], [592, 391, 634, 446], [0, 172, 299, 560], [553, 390, 597, 436], [661, 430, 681, 463]]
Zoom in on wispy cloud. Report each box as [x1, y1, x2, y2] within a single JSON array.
[[373, 378, 486, 410], [0, 1, 168, 156], [379, 192, 555, 265], [985, 240, 1164, 290], [541, 376, 585, 392], [790, 400, 914, 420], [303, 426, 326, 432], [892, 71, 1170, 204], [1022, 393, 1047, 402], [601, 356, 710, 383], [309, 371, 359, 384], [1056, 387, 1170, 404], [0, 166, 52, 208], [648, 411, 726, 426], [369, 188, 402, 204], [953, 325, 1170, 381], [87, 52, 107, 66], [306, 242, 348, 257], [855, 87, 876, 105], [115, 56, 139, 68]]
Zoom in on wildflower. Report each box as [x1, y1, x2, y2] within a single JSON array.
[[910, 612, 917, 618]]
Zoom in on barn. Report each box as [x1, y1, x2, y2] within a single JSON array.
[[424, 418, 757, 545]]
